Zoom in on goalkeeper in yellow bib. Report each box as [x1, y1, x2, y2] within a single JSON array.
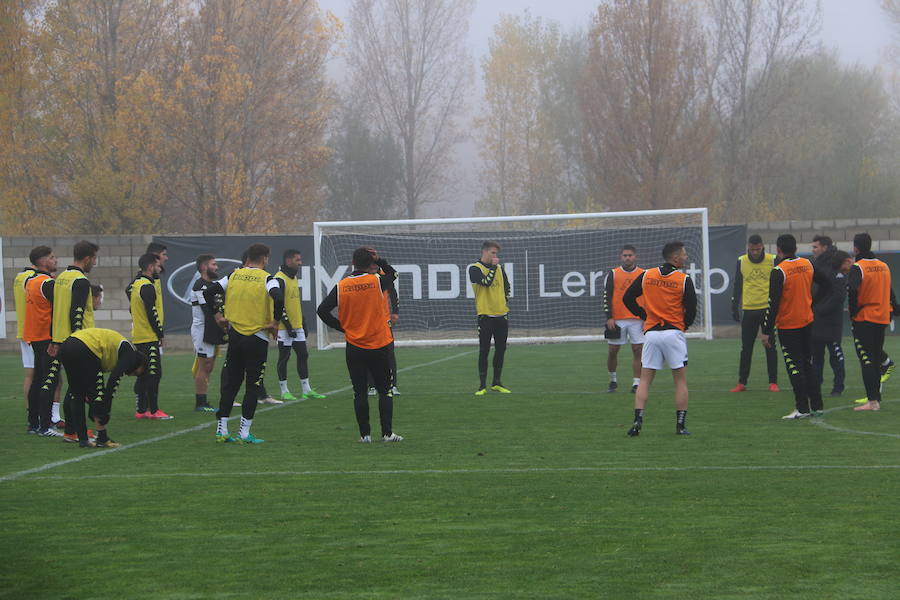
[[468, 241, 511, 396]]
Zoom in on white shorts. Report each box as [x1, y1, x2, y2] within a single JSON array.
[[277, 328, 307, 345], [608, 319, 646, 346], [641, 329, 688, 370], [191, 325, 218, 358], [20, 340, 34, 369]]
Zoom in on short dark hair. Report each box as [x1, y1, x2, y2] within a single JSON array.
[[812, 235, 833, 247], [482, 240, 501, 251], [146, 242, 167, 255], [621, 244, 637, 254], [245, 243, 270, 263], [90, 283, 103, 297], [283, 248, 302, 262], [352, 247, 376, 269], [853, 232, 872, 253], [139, 253, 159, 272], [73, 240, 99, 262], [127, 351, 150, 376], [776, 234, 797, 255], [29, 245, 52, 266], [747, 234, 763, 245], [195, 254, 215, 271], [662, 241, 684, 261], [831, 250, 852, 271]]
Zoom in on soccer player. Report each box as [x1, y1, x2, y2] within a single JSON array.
[[13, 258, 37, 418], [128, 253, 171, 420], [190, 254, 225, 412], [847, 233, 897, 412], [204, 243, 291, 444], [366, 246, 400, 397], [468, 241, 511, 396], [810, 235, 846, 397], [729, 234, 778, 392], [622, 241, 697, 437], [760, 234, 831, 419], [58, 328, 148, 448], [49, 240, 99, 440], [603, 245, 645, 393], [317, 247, 402, 443], [275, 249, 326, 401], [23, 246, 62, 437]]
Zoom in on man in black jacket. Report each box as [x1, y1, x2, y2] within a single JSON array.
[[810, 236, 846, 397]]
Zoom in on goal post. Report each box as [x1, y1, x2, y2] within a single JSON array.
[[313, 209, 713, 349]]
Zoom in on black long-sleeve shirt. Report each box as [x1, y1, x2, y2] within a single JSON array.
[[730, 252, 770, 314], [621, 263, 697, 331], [468, 262, 511, 298], [65, 266, 91, 333], [317, 265, 398, 332], [847, 252, 898, 319], [762, 256, 831, 335]]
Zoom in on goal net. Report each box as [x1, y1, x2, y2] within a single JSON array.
[[313, 209, 712, 349]]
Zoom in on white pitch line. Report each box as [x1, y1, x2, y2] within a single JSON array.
[[19, 463, 900, 482], [0, 350, 474, 484], [809, 398, 900, 439]]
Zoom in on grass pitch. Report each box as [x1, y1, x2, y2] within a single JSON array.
[[1, 338, 899, 599]]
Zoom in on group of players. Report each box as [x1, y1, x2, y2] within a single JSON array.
[[601, 232, 896, 437], [13, 230, 894, 446], [14, 240, 332, 447]]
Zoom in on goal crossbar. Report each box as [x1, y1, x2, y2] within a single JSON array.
[[314, 209, 713, 349]]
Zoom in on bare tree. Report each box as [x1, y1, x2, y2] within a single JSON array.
[[705, 0, 821, 220], [347, 0, 474, 218], [580, 0, 717, 211]]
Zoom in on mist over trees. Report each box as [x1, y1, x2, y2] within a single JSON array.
[[1, 0, 899, 233]]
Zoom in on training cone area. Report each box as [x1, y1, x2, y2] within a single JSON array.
[[2, 338, 900, 599]]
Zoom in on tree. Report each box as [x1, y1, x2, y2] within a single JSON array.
[[478, 14, 589, 216], [123, 0, 338, 233], [347, 0, 474, 218], [0, 0, 179, 234], [704, 0, 821, 220], [323, 106, 404, 221], [750, 51, 900, 218], [580, 0, 717, 211]]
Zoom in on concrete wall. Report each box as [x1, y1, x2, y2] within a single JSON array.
[[741, 217, 900, 252], [2, 235, 153, 350]]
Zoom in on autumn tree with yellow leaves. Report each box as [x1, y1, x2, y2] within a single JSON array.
[[0, 0, 338, 235]]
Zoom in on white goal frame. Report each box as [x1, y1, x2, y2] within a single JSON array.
[[313, 208, 713, 349]]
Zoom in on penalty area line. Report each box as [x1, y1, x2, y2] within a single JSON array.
[[21, 463, 900, 482], [0, 350, 474, 484]]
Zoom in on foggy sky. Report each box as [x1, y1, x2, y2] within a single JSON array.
[[318, 0, 895, 218]]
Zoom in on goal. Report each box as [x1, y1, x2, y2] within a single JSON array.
[[313, 209, 713, 349]]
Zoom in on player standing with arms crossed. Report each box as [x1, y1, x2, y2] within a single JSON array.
[[603, 245, 645, 394]]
